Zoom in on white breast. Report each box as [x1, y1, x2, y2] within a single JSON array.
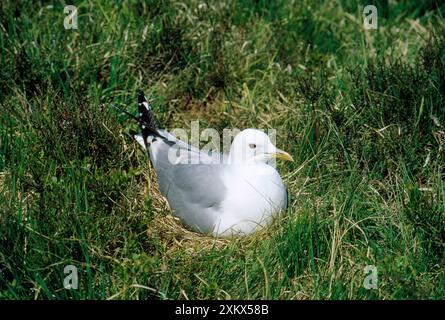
[[213, 164, 287, 236]]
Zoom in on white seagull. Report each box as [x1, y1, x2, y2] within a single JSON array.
[[134, 92, 293, 237]]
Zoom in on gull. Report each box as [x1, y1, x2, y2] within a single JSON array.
[[133, 92, 293, 237]]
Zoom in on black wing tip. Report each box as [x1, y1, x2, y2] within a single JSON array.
[[138, 91, 147, 104], [137, 90, 159, 143]]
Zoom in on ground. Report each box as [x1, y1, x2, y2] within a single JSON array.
[[0, 0, 444, 299]]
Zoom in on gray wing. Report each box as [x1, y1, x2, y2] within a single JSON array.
[[169, 164, 227, 208], [135, 129, 226, 164], [157, 129, 226, 164], [143, 131, 228, 233]]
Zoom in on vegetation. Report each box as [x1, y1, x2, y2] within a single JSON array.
[[0, 0, 444, 299]]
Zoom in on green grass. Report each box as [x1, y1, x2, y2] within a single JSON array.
[[0, 0, 444, 299]]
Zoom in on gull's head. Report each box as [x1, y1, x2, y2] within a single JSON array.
[[229, 129, 294, 165]]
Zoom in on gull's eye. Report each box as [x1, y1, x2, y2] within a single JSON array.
[[249, 143, 257, 149]]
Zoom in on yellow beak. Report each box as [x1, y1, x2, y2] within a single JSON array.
[[272, 149, 294, 162]]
